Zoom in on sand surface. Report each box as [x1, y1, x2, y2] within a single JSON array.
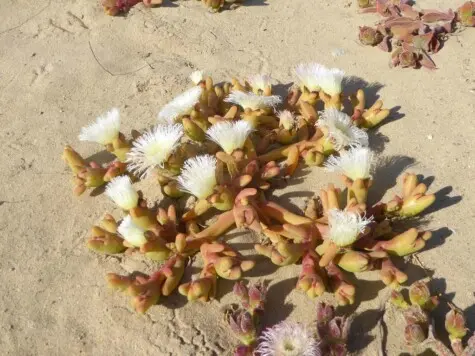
[[1, 0, 474, 355]]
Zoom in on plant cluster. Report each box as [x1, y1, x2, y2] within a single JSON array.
[[357, 0, 475, 69], [101, 0, 245, 15], [62, 65, 438, 316], [225, 281, 353, 356], [391, 281, 475, 356]]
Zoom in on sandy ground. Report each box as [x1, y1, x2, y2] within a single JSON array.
[[1, 0, 474, 355]]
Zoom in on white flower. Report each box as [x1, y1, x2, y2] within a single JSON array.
[[294, 63, 345, 96], [105, 175, 139, 210], [256, 322, 320, 356], [325, 147, 373, 181], [117, 215, 147, 247], [316, 109, 368, 150], [294, 63, 324, 92], [224, 91, 281, 111], [157, 86, 203, 124], [177, 155, 217, 199], [317, 66, 345, 96], [278, 110, 297, 130], [206, 120, 253, 154], [247, 74, 272, 92], [78, 108, 120, 145], [327, 209, 372, 247], [189, 70, 205, 85], [126, 124, 183, 178]]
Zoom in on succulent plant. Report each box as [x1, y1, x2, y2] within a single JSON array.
[[391, 281, 475, 356], [357, 0, 473, 69], [62, 67, 442, 316]]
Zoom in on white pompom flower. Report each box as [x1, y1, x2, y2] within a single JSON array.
[[294, 63, 325, 92], [189, 70, 205, 85], [126, 124, 183, 178], [105, 175, 139, 210], [317, 66, 345, 97], [325, 147, 373, 181], [247, 74, 272, 92], [256, 321, 321, 356], [157, 86, 203, 124], [79, 108, 120, 145], [316, 109, 368, 150], [177, 155, 217, 199], [117, 215, 147, 247], [327, 209, 373, 247], [206, 120, 253, 154], [278, 110, 297, 130], [224, 91, 281, 111]]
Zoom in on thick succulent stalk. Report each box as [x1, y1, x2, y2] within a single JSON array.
[[106, 255, 186, 313], [326, 263, 356, 306], [178, 264, 217, 301], [200, 242, 255, 280], [296, 252, 326, 298], [87, 215, 125, 254], [344, 177, 372, 205], [384, 173, 436, 217]]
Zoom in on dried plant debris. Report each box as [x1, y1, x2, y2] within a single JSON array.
[[62, 65, 444, 315], [391, 281, 475, 356], [357, 1, 475, 69]]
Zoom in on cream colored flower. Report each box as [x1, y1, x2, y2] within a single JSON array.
[[117, 215, 147, 247], [257, 321, 321, 356], [206, 120, 253, 154], [247, 74, 272, 92], [79, 108, 120, 145], [177, 155, 217, 199], [316, 109, 368, 150], [225, 91, 281, 111], [325, 147, 373, 181], [157, 86, 203, 124], [294, 63, 324, 92], [317, 66, 345, 96], [327, 209, 372, 247], [105, 175, 139, 210], [126, 124, 183, 178], [189, 70, 205, 85]]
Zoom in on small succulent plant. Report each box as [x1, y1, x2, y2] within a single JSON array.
[[391, 281, 475, 356], [357, 1, 474, 69], [225, 284, 354, 356]]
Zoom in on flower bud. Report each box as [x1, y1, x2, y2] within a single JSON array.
[[445, 309, 467, 340], [404, 324, 427, 346], [316, 302, 335, 324]]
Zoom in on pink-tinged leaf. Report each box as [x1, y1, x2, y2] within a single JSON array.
[[421, 10, 455, 23], [419, 50, 437, 70], [400, 4, 421, 20], [391, 24, 419, 40], [411, 32, 433, 51], [401, 41, 414, 51], [378, 35, 392, 52]]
